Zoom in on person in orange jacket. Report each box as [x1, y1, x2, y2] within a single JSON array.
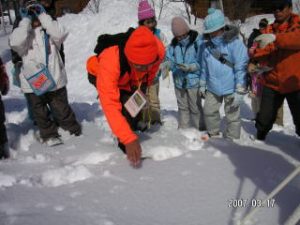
[[247, 18, 284, 126], [250, 0, 300, 140], [87, 26, 165, 167]]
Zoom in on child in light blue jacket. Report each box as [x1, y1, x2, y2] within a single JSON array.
[[166, 17, 205, 130], [200, 8, 249, 140]]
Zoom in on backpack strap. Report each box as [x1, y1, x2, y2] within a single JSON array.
[[206, 41, 234, 69], [93, 27, 135, 78], [44, 31, 49, 67], [193, 41, 198, 54], [118, 27, 135, 77]]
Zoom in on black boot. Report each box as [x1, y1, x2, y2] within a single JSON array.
[[257, 131, 267, 140], [0, 142, 9, 159]]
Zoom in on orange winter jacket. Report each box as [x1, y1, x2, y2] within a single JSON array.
[[252, 14, 300, 94], [87, 38, 165, 145]]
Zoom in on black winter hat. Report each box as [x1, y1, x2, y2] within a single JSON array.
[[271, 0, 292, 11], [259, 18, 268, 29]]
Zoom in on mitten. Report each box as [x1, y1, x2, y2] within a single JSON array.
[[19, 7, 31, 19], [254, 34, 276, 48], [33, 4, 46, 16], [232, 93, 244, 108]]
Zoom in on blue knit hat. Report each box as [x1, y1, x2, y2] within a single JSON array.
[[203, 8, 225, 34]]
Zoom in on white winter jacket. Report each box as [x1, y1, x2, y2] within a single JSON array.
[[9, 13, 68, 93]]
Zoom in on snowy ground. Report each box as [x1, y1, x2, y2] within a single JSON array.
[[0, 1, 299, 225]]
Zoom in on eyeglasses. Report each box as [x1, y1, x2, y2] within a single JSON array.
[[144, 17, 157, 25], [175, 33, 189, 41], [131, 56, 159, 72]]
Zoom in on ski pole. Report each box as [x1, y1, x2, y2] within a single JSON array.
[[238, 166, 300, 225], [284, 204, 300, 225]]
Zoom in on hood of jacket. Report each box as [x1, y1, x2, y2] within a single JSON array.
[[204, 25, 240, 47], [223, 25, 239, 43]]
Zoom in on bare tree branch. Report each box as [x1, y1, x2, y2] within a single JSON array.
[[87, 0, 102, 14]]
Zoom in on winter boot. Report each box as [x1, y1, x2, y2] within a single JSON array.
[[70, 126, 82, 136], [45, 137, 63, 147], [256, 131, 267, 141], [0, 142, 9, 159]]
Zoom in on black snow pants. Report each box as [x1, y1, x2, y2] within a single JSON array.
[[25, 87, 81, 141], [117, 88, 147, 153], [0, 95, 7, 145], [256, 86, 300, 140]]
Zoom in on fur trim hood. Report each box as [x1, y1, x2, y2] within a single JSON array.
[[223, 25, 240, 43]]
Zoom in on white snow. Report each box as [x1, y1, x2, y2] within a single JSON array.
[[0, 172, 16, 188], [0, 1, 299, 225], [40, 165, 93, 187]]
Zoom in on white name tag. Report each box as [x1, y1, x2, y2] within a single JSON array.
[[124, 89, 147, 118]]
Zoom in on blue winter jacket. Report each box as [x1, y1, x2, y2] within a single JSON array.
[[167, 30, 203, 89], [200, 25, 249, 96]]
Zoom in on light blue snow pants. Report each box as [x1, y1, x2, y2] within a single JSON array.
[[204, 91, 241, 139], [175, 87, 205, 130]]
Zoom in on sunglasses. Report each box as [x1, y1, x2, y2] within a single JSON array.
[[131, 56, 159, 72]]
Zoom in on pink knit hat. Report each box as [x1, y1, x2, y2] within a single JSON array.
[[171, 17, 190, 37], [138, 0, 155, 21]]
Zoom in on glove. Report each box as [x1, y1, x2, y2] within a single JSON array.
[[254, 34, 276, 48], [178, 63, 189, 72], [125, 139, 142, 168], [19, 7, 31, 19], [232, 84, 247, 107], [236, 84, 247, 95], [199, 80, 206, 98], [27, 4, 46, 17], [32, 4, 46, 16], [178, 63, 198, 72], [232, 92, 244, 108]]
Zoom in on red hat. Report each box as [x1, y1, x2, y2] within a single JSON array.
[[125, 26, 158, 65]]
